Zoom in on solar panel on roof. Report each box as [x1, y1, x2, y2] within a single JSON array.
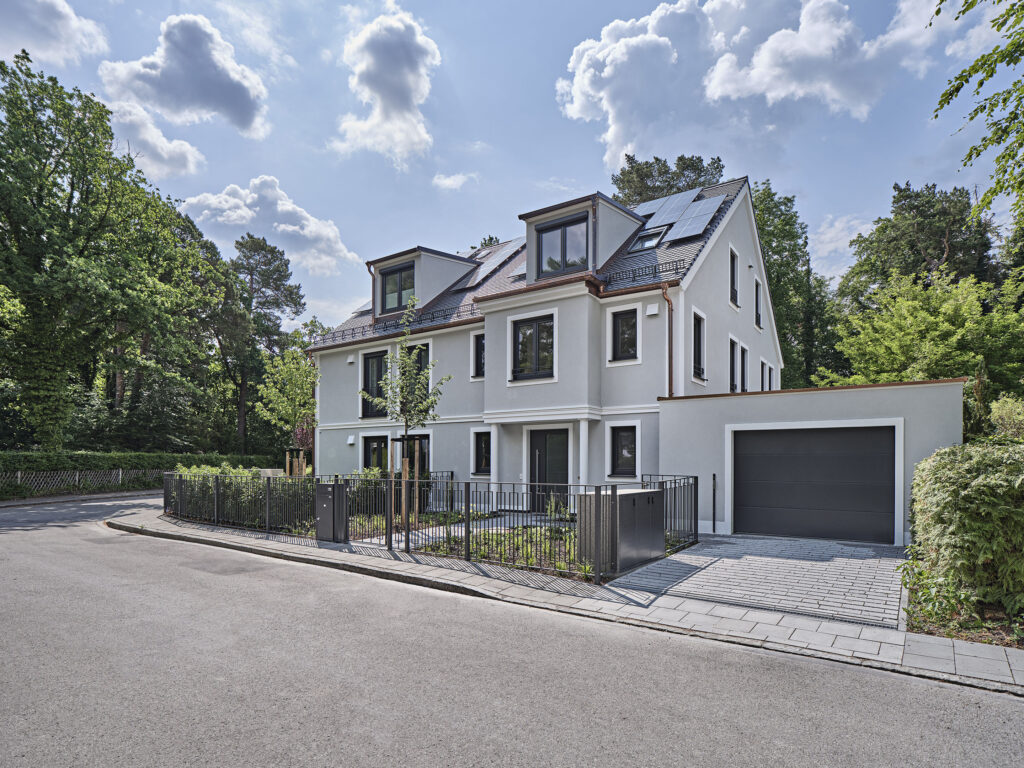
[[467, 239, 523, 286], [353, 299, 372, 313], [644, 188, 701, 229], [510, 262, 527, 277], [633, 198, 666, 217], [664, 194, 726, 241]]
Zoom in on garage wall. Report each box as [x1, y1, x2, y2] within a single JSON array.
[[657, 379, 964, 544]]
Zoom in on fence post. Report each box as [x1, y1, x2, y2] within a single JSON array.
[[463, 481, 471, 562], [404, 477, 412, 554], [693, 475, 699, 543], [75, 470, 80, 489], [118, 468, 123, 487], [213, 476, 220, 526], [16, 469, 20, 486], [177, 475, 185, 518], [594, 485, 605, 585], [385, 477, 393, 551], [265, 477, 271, 533], [341, 479, 350, 543]]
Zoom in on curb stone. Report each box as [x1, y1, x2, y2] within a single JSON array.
[[105, 516, 1024, 699]]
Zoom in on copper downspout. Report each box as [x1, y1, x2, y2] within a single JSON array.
[[660, 283, 674, 398]]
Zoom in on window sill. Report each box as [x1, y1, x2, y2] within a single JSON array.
[[535, 265, 587, 281], [607, 474, 638, 481], [469, 376, 484, 382], [729, 301, 741, 312], [691, 375, 708, 387], [606, 357, 641, 368]]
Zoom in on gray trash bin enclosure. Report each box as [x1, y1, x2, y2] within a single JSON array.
[[579, 487, 665, 576]]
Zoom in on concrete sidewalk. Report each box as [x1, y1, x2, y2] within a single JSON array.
[[106, 506, 1024, 697], [0, 489, 163, 509]]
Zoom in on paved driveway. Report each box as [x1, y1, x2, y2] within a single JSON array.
[[611, 534, 906, 628]]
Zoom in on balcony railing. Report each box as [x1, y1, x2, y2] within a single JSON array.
[[310, 303, 481, 350]]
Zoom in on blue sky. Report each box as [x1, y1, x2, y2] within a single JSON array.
[[0, 0, 1007, 327]]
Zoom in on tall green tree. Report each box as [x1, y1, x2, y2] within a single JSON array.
[[935, 0, 1024, 219], [213, 233, 305, 453], [611, 153, 725, 206], [254, 345, 319, 451], [0, 53, 185, 448], [750, 180, 843, 387], [837, 182, 997, 308]]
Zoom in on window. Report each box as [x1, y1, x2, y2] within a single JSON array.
[[628, 228, 665, 253], [537, 215, 588, 276], [361, 351, 387, 418], [400, 435, 430, 474], [729, 339, 738, 393], [362, 435, 388, 471], [472, 333, 485, 378], [611, 309, 638, 361], [472, 431, 491, 475], [512, 315, 554, 380], [412, 343, 429, 373], [754, 279, 763, 328], [740, 346, 749, 392], [610, 426, 637, 477], [760, 360, 767, 392], [730, 250, 739, 306], [692, 312, 705, 380], [768, 365, 774, 391], [381, 263, 414, 313]]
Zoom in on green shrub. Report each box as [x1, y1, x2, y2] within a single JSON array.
[[0, 451, 275, 472], [989, 394, 1024, 440], [911, 443, 1024, 616], [172, 462, 263, 478]]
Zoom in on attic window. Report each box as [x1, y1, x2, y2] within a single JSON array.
[[628, 227, 666, 253], [381, 263, 414, 313], [537, 215, 588, 277]]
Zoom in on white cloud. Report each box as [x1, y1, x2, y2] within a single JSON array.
[[181, 175, 359, 275], [0, 0, 107, 66], [109, 100, 206, 178], [537, 177, 580, 194], [328, 5, 441, 169], [99, 14, 270, 138], [808, 213, 870, 280], [215, 1, 297, 76], [431, 172, 477, 190], [945, 4, 1002, 59]]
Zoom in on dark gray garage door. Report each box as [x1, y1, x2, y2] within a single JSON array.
[[733, 426, 895, 544]]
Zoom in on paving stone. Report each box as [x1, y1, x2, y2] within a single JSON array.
[[1006, 647, 1024, 671], [859, 627, 905, 645], [741, 609, 785, 625], [833, 636, 881, 655], [791, 629, 837, 647], [904, 636, 954, 660], [952, 640, 1008, 661], [708, 604, 748, 620], [779, 615, 821, 631], [816, 621, 862, 638], [902, 653, 956, 674], [651, 595, 686, 610], [752, 622, 795, 641], [648, 607, 687, 623], [713, 617, 757, 634], [955, 655, 1015, 683]]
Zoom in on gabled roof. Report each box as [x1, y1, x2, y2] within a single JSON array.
[[364, 245, 479, 268], [309, 177, 750, 352], [517, 191, 644, 223]]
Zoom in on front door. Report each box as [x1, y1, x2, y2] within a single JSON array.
[[529, 429, 569, 514]]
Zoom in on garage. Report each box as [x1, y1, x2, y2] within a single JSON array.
[[732, 426, 895, 544]]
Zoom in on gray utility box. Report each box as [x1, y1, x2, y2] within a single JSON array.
[[579, 488, 665, 575], [315, 482, 335, 542]]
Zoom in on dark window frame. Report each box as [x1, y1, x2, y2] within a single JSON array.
[[362, 435, 389, 471], [729, 339, 738, 393], [512, 314, 555, 381], [380, 262, 415, 314], [472, 431, 491, 476], [754, 279, 763, 328], [472, 333, 485, 378], [729, 250, 739, 306], [609, 426, 637, 478], [610, 308, 638, 361], [692, 312, 705, 380], [740, 346, 748, 392], [760, 360, 767, 392], [361, 351, 387, 418], [536, 214, 589, 278]]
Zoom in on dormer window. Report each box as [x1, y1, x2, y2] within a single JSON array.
[[628, 227, 666, 253], [537, 215, 588, 277], [381, 263, 414, 313]]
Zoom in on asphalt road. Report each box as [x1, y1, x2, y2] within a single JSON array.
[[1, 497, 1022, 767]]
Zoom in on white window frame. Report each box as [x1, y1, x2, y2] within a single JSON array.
[[691, 305, 708, 386], [605, 302, 642, 368], [506, 306, 559, 387], [729, 246, 741, 311], [739, 343, 749, 393], [358, 344, 392, 421], [768, 364, 775, 391], [605, 419, 641, 481], [759, 357, 769, 392], [754, 278, 763, 331], [358, 430, 392, 471], [469, 426, 493, 479], [469, 330, 485, 381], [728, 334, 740, 393]]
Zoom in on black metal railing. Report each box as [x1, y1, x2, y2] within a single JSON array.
[[164, 473, 699, 582], [310, 304, 481, 349]]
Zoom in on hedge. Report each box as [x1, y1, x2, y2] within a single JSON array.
[[0, 451, 276, 472], [911, 443, 1024, 616]]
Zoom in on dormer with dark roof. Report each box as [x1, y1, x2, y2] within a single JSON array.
[[366, 246, 479, 320]]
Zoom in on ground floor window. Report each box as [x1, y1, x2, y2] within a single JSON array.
[[609, 426, 637, 477], [472, 431, 491, 475], [362, 435, 388, 471], [400, 435, 430, 475]]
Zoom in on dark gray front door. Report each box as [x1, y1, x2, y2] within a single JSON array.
[[529, 429, 568, 513], [733, 426, 895, 544]]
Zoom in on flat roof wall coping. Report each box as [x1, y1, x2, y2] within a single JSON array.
[[658, 377, 969, 401]]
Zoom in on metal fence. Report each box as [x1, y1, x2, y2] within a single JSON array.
[[0, 468, 167, 500], [164, 473, 698, 583]]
